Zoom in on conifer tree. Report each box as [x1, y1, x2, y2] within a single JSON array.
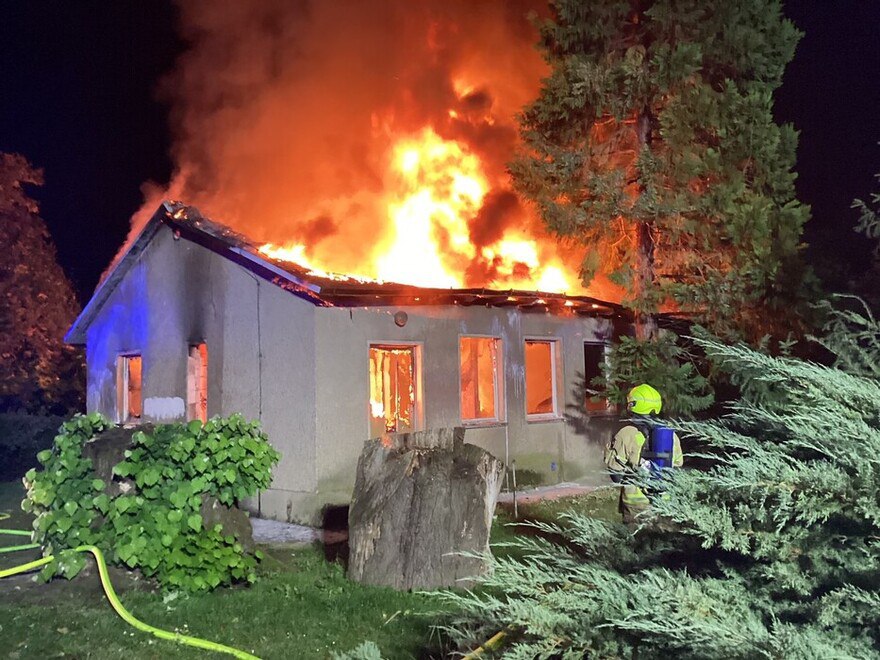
[[0, 153, 84, 413], [511, 0, 809, 342], [439, 307, 880, 658]]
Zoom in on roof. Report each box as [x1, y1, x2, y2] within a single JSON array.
[[66, 201, 627, 344]]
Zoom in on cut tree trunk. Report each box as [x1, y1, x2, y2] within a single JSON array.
[[348, 427, 504, 590]]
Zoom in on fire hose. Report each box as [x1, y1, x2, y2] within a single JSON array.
[[0, 512, 260, 659]]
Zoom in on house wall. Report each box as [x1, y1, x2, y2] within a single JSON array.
[[311, 304, 617, 522], [84, 226, 318, 518], [84, 226, 618, 525]]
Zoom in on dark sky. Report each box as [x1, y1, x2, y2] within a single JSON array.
[[1, 1, 879, 302]]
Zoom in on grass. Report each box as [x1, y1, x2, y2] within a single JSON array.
[[1, 481, 621, 659], [1, 480, 442, 659]]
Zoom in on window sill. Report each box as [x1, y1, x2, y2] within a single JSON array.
[[462, 420, 507, 429]]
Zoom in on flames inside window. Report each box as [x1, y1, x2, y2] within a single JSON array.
[[369, 345, 417, 436], [460, 337, 501, 421], [525, 340, 556, 416]]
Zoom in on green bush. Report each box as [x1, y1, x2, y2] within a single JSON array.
[[22, 413, 280, 592], [595, 332, 714, 418], [0, 412, 64, 481], [439, 315, 880, 658]]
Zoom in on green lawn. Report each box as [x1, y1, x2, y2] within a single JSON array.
[[1, 482, 619, 659], [1, 481, 441, 659]]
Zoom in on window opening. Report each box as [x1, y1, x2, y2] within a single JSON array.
[[460, 337, 502, 421], [369, 345, 418, 436], [116, 354, 142, 423], [525, 340, 557, 416], [584, 342, 612, 413], [187, 343, 208, 423]]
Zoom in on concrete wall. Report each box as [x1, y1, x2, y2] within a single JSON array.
[[85, 227, 618, 524], [85, 225, 318, 519], [312, 304, 617, 520]]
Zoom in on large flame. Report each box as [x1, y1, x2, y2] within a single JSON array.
[[261, 128, 576, 291], [122, 1, 623, 300]]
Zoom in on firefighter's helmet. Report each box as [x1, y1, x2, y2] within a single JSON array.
[[627, 383, 662, 415]]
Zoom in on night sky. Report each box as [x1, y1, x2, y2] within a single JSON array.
[[1, 1, 879, 302]]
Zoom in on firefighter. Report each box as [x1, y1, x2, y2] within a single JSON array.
[[604, 383, 682, 523]]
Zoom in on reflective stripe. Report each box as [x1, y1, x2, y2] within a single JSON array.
[[622, 485, 649, 505]]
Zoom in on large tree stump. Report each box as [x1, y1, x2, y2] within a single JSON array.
[[347, 427, 504, 590]]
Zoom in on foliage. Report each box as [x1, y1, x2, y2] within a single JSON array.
[[0, 412, 64, 481], [438, 315, 880, 658], [0, 152, 84, 414], [595, 331, 713, 417], [22, 413, 280, 593], [511, 1, 811, 340], [812, 296, 880, 379], [853, 170, 880, 255], [333, 641, 385, 660]]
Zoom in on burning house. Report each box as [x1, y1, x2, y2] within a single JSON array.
[[63, 1, 642, 523], [66, 202, 627, 524]]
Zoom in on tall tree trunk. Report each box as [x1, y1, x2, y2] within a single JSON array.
[[634, 108, 657, 341]]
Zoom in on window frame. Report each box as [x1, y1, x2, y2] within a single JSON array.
[[523, 337, 563, 422], [458, 334, 505, 426], [366, 341, 424, 437], [116, 352, 143, 424]]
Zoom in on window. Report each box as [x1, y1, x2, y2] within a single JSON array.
[[116, 354, 142, 423], [584, 342, 613, 413], [460, 336, 503, 422], [187, 343, 208, 423], [369, 344, 421, 437], [525, 340, 559, 417]]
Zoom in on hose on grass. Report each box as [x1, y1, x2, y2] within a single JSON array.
[[1, 515, 260, 660], [462, 628, 509, 659], [0, 515, 39, 553], [0, 541, 40, 554]]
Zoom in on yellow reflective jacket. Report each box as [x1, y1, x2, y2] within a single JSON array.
[[605, 424, 683, 510]]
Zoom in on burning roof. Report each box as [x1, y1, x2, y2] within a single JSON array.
[[66, 201, 624, 344], [164, 202, 622, 313]]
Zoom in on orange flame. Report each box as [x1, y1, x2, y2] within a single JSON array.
[[260, 128, 576, 292], [140, 2, 617, 299]]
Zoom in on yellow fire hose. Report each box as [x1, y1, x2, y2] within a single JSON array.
[[462, 628, 509, 659], [1, 513, 260, 659]]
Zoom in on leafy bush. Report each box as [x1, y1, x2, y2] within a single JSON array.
[[439, 311, 880, 658], [22, 413, 280, 592], [595, 331, 714, 418], [0, 412, 63, 481]]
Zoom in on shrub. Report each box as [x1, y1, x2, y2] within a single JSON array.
[[439, 310, 880, 658], [595, 331, 714, 418], [22, 413, 280, 592]]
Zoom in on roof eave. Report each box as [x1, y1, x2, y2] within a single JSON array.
[[64, 205, 169, 345]]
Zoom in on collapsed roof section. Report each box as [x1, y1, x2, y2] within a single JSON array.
[[66, 201, 627, 344]]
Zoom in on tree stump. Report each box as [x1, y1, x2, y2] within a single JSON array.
[[347, 427, 504, 590]]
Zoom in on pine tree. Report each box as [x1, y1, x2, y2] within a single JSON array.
[[511, 0, 809, 342], [438, 306, 880, 658], [0, 153, 84, 414]]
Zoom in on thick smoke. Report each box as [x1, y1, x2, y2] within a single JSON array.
[[132, 0, 566, 283]]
